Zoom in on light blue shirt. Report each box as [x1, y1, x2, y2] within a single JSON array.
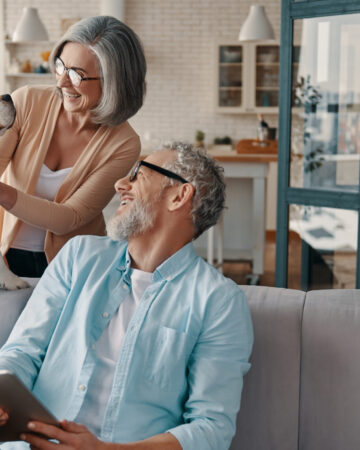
[[0, 236, 253, 450]]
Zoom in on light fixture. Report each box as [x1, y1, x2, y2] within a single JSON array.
[[238, 4, 275, 42], [100, 0, 124, 20], [12, 7, 49, 42]]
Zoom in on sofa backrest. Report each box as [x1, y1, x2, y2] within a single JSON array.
[[231, 285, 305, 450], [231, 286, 360, 450], [299, 289, 360, 450]]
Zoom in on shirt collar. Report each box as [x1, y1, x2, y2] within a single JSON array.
[[153, 242, 198, 282], [116, 242, 198, 283]]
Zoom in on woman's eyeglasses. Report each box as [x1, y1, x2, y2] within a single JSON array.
[[55, 57, 101, 87]]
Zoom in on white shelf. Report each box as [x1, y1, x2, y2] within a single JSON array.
[[6, 73, 53, 78], [219, 87, 242, 90], [256, 86, 279, 90], [219, 62, 243, 66], [5, 40, 55, 46]]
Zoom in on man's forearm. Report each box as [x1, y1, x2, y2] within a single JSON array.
[[104, 432, 182, 450]]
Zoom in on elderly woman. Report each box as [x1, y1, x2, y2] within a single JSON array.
[[0, 16, 146, 278]]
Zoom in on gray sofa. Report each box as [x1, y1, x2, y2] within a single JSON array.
[[1, 282, 359, 449]]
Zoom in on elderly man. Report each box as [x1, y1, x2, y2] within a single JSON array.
[[0, 143, 253, 450]]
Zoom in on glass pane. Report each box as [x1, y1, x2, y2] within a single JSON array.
[[255, 45, 279, 107], [287, 205, 358, 289], [219, 46, 243, 63], [290, 15, 360, 191], [218, 46, 242, 107], [219, 89, 242, 107]]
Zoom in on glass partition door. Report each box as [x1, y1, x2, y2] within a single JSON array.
[[276, 1, 360, 289]]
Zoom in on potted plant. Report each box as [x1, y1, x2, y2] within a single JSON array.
[[213, 136, 233, 151], [195, 130, 205, 148]]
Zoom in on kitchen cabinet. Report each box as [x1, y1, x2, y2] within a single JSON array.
[[217, 42, 299, 114]]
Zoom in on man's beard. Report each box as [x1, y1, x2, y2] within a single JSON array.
[[107, 197, 157, 241]]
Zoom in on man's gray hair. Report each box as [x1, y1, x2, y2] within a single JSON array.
[[163, 142, 226, 239], [50, 16, 146, 126]]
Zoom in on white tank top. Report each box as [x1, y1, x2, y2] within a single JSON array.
[[11, 164, 71, 252]]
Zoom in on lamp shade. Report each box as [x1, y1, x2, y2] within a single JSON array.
[[100, 0, 124, 20], [12, 7, 49, 42], [239, 4, 275, 42]]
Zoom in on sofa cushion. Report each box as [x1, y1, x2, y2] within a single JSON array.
[[0, 278, 39, 347], [231, 286, 305, 450], [299, 289, 360, 450]]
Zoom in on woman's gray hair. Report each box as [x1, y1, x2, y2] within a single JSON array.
[[50, 16, 146, 126], [163, 142, 226, 239]]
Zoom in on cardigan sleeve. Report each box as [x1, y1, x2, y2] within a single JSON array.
[[8, 135, 140, 235]]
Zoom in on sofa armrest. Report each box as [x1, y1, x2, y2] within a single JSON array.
[[0, 278, 39, 347]]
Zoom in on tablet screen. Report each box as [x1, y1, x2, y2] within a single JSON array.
[[0, 370, 58, 442]]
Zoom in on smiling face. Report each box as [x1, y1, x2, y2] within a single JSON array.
[[107, 151, 177, 240], [56, 42, 102, 114]]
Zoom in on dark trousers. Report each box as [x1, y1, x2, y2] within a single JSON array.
[[6, 248, 48, 278]]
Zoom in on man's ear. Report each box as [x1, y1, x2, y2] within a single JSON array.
[[167, 183, 195, 212]]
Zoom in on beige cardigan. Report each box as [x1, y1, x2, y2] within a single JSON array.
[[0, 85, 140, 261]]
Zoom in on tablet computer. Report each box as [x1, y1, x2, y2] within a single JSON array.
[[0, 370, 59, 442]]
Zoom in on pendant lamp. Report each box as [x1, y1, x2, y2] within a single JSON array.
[[12, 7, 49, 42], [239, 4, 275, 42], [100, 0, 124, 20]]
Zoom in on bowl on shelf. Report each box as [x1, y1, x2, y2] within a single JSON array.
[[222, 49, 242, 63], [258, 53, 277, 63]]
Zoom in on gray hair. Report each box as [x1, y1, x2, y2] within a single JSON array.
[[50, 16, 146, 126], [163, 142, 226, 239]]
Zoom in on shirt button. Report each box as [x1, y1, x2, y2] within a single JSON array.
[[79, 384, 86, 392], [91, 344, 96, 350], [103, 312, 109, 318], [123, 284, 129, 290]]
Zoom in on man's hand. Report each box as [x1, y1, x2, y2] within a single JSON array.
[[0, 407, 9, 426], [20, 419, 104, 450], [20, 419, 182, 449]]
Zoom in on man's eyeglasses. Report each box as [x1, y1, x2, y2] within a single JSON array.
[[130, 160, 190, 185], [55, 57, 101, 87]]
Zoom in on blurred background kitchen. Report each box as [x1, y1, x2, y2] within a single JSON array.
[[1, 0, 359, 290]]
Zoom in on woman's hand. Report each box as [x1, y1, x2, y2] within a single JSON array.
[[20, 419, 105, 450], [0, 407, 9, 426]]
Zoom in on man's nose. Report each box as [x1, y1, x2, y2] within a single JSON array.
[[114, 176, 131, 193]]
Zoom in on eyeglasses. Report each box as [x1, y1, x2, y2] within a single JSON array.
[[55, 57, 101, 87], [130, 160, 190, 185]]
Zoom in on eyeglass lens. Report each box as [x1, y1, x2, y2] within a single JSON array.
[[129, 163, 140, 182], [55, 58, 82, 87]]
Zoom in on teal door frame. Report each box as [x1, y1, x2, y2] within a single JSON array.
[[275, 0, 360, 288]]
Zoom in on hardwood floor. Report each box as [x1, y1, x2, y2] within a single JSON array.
[[222, 234, 356, 289], [222, 235, 283, 287]]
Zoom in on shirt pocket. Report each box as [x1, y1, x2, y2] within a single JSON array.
[[144, 326, 195, 392]]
